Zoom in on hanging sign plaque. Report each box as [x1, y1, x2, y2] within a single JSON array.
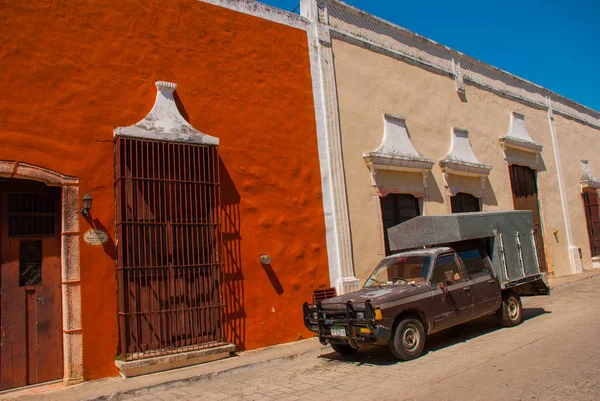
[[83, 229, 109, 246]]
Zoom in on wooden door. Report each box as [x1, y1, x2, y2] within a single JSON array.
[[509, 165, 547, 272], [582, 188, 600, 257], [0, 181, 63, 390]]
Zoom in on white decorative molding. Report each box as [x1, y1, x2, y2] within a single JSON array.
[[452, 58, 465, 95], [302, 0, 358, 294], [319, 0, 600, 130], [363, 115, 435, 199], [581, 160, 600, 190], [0, 161, 83, 386], [114, 81, 219, 146], [500, 112, 543, 154]]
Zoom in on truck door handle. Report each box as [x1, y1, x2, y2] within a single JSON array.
[[463, 286, 471, 291], [488, 279, 496, 284]]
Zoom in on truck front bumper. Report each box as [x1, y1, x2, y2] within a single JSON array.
[[303, 300, 388, 347]]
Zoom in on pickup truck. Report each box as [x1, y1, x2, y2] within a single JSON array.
[[303, 211, 550, 361]]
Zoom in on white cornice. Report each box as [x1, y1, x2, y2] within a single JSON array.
[[200, 0, 309, 30], [320, 0, 600, 130], [114, 81, 219, 145]]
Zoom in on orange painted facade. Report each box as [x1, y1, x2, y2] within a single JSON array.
[[0, 0, 329, 380]]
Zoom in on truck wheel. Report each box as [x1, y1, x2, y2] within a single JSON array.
[[389, 318, 425, 361], [499, 292, 523, 327], [330, 343, 358, 355]]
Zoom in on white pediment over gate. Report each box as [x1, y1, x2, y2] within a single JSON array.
[[581, 160, 600, 190], [363, 114, 435, 197], [500, 112, 543, 152], [114, 81, 219, 146], [440, 127, 492, 177], [499, 112, 543, 170], [439, 127, 491, 197]]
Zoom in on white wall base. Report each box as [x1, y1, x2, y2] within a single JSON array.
[[569, 246, 583, 274], [592, 256, 600, 269], [337, 277, 361, 294]]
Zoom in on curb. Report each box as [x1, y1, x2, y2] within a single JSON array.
[[549, 270, 600, 290], [86, 342, 329, 401]]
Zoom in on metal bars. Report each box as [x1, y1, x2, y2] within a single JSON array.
[[8, 193, 56, 236], [115, 137, 225, 360]]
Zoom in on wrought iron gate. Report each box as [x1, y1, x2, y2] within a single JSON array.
[[115, 137, 225, 360]]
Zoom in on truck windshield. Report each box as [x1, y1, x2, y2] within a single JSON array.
[[364, 256, 431, 287]]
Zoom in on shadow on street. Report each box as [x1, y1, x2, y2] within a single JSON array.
[[318, 307, 550, 366]]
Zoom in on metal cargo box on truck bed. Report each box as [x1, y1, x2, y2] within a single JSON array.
[[387, 211, 548, 293]]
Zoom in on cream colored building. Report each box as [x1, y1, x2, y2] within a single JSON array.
[[301, 0, 600, 293]]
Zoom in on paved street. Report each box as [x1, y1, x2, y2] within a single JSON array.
[[131, 277, 600, 401]]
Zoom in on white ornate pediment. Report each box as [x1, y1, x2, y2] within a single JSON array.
[[499, 112, 543, 154], [363, 114, 434, 197], [439, 128, 492, 177], [363, 114, 435, 174], [439, 128, 491, 198], [114, 81, 219, 146], [581, 160, 600, 190]]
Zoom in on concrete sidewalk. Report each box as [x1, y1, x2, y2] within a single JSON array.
[[3, 269, 599, 401], [2, 339, 328, 401]]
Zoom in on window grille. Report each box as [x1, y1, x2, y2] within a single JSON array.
[[380, 194, 420, 256], [8, 193, 56, 236], [115, 137, 225, 360]]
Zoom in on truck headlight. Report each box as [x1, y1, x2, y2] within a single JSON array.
[[356, 312, 365, 319], [311, 312, 318, 319]]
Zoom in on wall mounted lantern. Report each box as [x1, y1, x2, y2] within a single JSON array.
[[81, 192, 93, 217]]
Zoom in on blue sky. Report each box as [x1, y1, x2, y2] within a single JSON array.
[[259, 0, 600, 112]]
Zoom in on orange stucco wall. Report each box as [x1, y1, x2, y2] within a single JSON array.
[[0, 0, 329, 380]]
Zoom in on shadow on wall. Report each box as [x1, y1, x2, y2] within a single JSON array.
[[426, 173, 444, 205], [482, 176, 498, 208], [89, 217, 117, 260], [220, 159, 247, 351]]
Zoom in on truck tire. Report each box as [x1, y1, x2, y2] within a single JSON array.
[[330, 343, 358, 355], [389, 318, 425, 361], [499, 292, 523, 327]]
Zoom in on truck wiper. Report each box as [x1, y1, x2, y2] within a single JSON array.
[[368, 278, 385, 288]]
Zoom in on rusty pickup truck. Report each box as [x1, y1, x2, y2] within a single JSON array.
[[303, 211, 550, 361]]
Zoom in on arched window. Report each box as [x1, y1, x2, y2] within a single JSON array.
[[451, 192, 480, 213], [380, 194, 420, 255]]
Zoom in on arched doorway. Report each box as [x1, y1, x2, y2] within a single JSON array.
[[0, 161, 82, 389], [0, 180, 62, 389]]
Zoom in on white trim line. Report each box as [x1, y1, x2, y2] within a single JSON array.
[[303, 0, 358, 294], [199, 0, 309, 30], [546, 98, 582, 274]]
